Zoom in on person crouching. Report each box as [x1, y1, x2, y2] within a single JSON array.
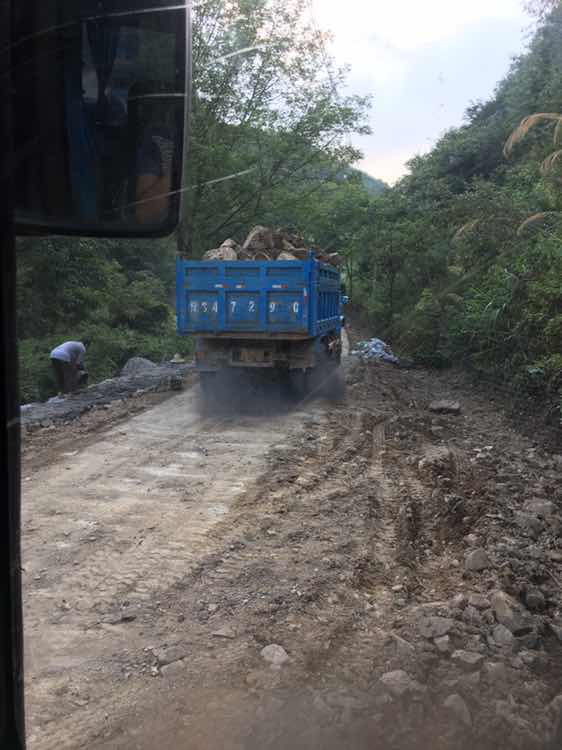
[[50, 341, 87, 395]]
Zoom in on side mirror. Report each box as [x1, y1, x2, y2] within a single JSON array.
[[12, 0, 191, 238], [341, 295, 350, 305]]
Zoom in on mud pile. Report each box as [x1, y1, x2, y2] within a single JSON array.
[[202, 226, 343, 267]]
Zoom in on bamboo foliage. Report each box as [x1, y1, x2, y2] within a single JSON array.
[[452, 220, 480, 242], [541, 149, 562, 175], [516, 211, 560, 235], [504, 113, 562, 157], [505, 114, 562, 231], [554, 119, 562, 145]]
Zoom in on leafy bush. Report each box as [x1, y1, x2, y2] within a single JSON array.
[[17, 234, 193, 403]]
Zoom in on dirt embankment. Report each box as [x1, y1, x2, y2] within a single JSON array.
[[21, 360, 193, 432], [22, 347, 562, 750]]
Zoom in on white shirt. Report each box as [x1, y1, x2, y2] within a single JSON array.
[[50, 341, 86, 364]]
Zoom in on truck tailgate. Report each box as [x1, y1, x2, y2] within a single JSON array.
[[176, 259, 311, 335]]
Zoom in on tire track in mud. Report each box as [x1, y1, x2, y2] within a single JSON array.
[[24, 347, 562, 750], [23, 385, 329, 750]]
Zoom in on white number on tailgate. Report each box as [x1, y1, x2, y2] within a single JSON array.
[[230, 300, 237, 312], [201, 301, 208, 313], [249, 300, 256, 312], [212, 301, 218, 313], [269, 302, 277, 313], [190, 301, 198, 313], [292, 301, 300, 314]]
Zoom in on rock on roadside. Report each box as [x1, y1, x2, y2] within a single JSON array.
[[444, 693, 472, 727], [452, 650, 485, 671], [428, 400, 461, 415], [379, 670, 424, 698], [490, 591, 533, 635], [492, 624, 515, 648], [261, 644, 289, 667], [418, 447, 456, 477], [121, 357, 159, 377], [418, 615, 455, 639], [465, 548, 492, 572]]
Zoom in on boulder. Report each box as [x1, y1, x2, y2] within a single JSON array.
[[462, 605, 483, 627], [154, 645, 188, 667], [212, 626, 236, 639], [380, 670, 424, 698], [428, 400, 461, 415], [514, 511, 544, 539], [468, 593, 491, 610], [418, 615, 455, 639], [261, 644, 289, 666], [242, 226, 274, 252], [464, 533, 480, 547], [201, 227, 343, 266], [464, 548, 492, 572], [490, 591, 533, 635], [444, 693, 472, 727], [392, 634, 416, 660], [452, 650, 484, 670], [418, 447, 456, 477], [483, 661, 509, 684], [492, 624, 515, 648], [524, 587, 545, 612], [203, 245, 238, 261], [282, 238, 297, 253], [451, 593, 467, 609], [435, 635, 451, 653], [121, 357, 158, 377]]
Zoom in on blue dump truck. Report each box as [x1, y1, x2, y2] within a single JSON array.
[[176, 252, 344, 397]]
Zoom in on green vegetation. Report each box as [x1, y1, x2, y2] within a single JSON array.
[[18, 0, 562, 427], [17, 236, 193, 402], [178, 0, 371, 257], [17, 0, 371, 402], [354, 169, 387, 197], [344, 4, 562, 422]]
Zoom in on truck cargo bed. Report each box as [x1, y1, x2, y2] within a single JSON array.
[[176, 256, 341, 338]]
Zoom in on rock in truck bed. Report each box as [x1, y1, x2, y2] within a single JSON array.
[[201, 226, 343, 267]]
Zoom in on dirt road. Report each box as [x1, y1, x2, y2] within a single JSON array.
[[22, 349, 562, 750]]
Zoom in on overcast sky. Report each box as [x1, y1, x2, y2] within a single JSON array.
[[311, 0, 532, 183]]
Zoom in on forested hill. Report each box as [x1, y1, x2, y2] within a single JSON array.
[[351, 169, 387, 196], [348, 2, 562, 425]]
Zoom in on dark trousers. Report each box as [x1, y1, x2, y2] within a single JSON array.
[[51, 358, 78, 394]]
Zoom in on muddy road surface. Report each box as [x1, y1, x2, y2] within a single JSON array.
[[23, 349, 562, 750]]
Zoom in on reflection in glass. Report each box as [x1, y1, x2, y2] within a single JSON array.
[[13, 6, 186, 235]]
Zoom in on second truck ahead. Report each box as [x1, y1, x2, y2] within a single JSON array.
[[176, 251, 344, 397]]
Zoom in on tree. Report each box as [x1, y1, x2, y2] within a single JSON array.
[[525, 0, 561, 19], [180, 0, 371, 256]]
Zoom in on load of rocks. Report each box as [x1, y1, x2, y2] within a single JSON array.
[[202, 226, 343, 268]]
